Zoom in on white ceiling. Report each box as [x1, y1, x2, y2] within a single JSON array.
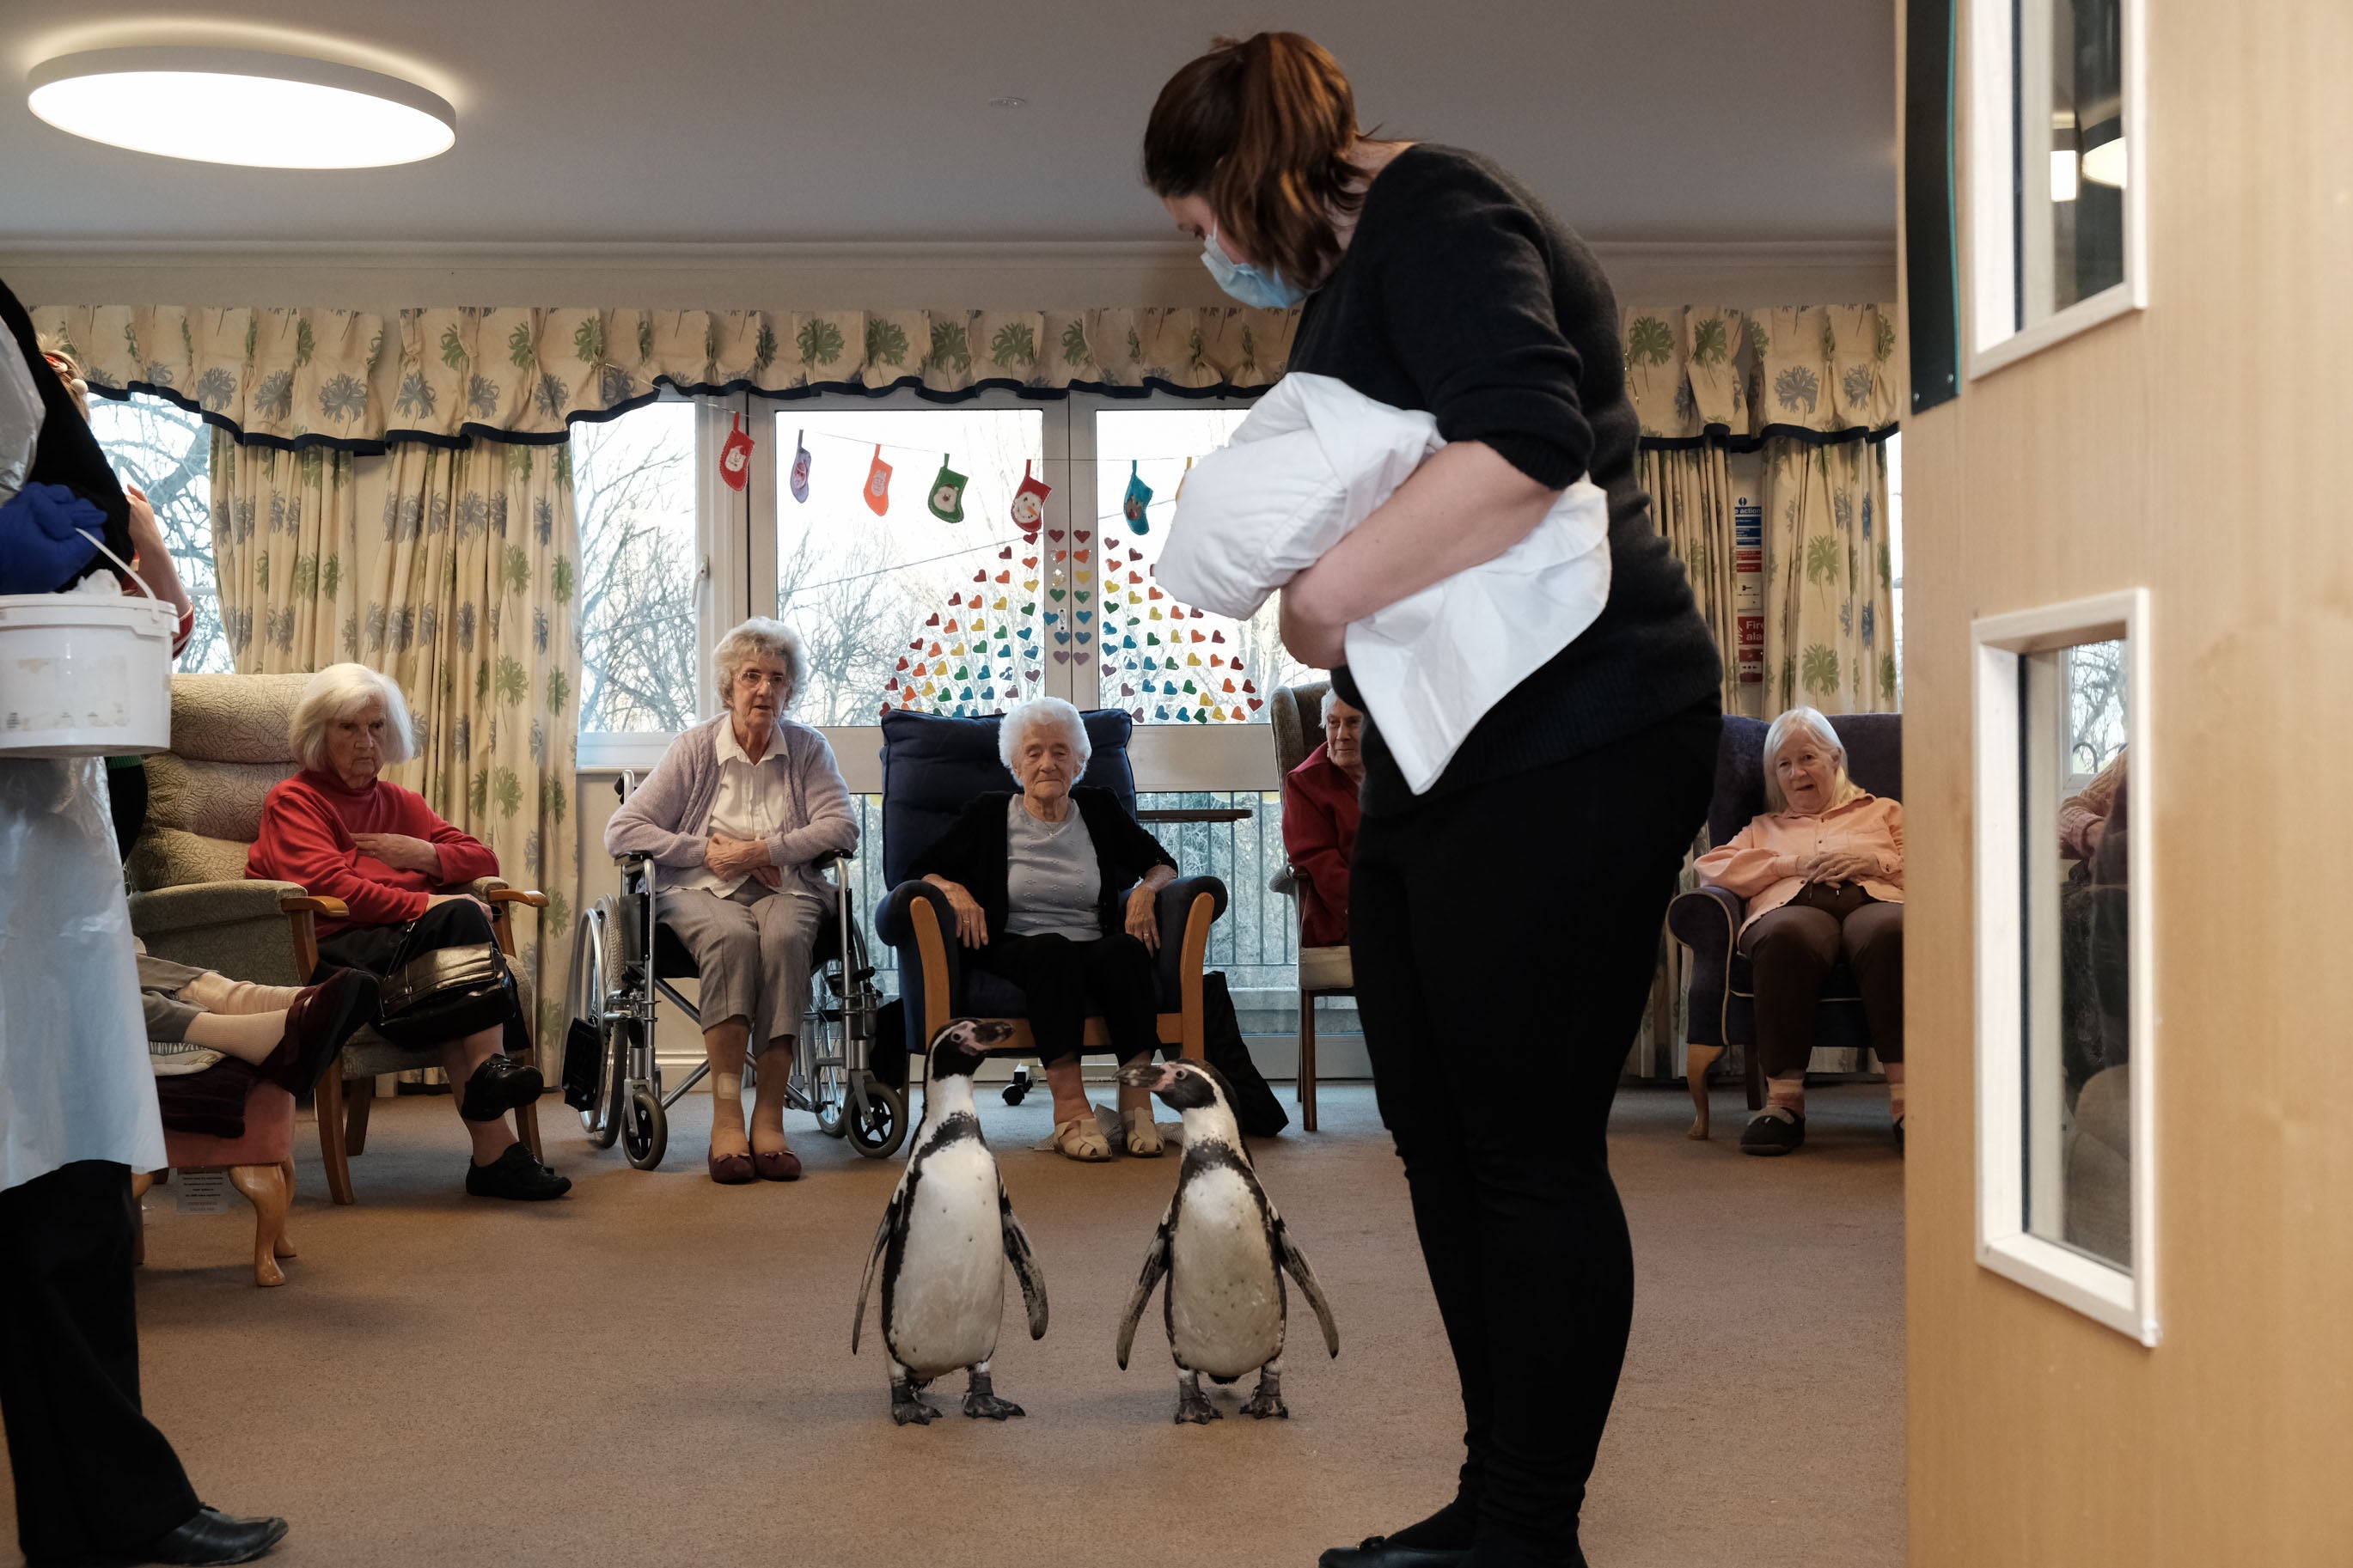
[[0, 1, 1897, 247]]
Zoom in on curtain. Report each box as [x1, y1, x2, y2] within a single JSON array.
[[28, 304, 1305, 448], [209, 434, 363, 674], [1760, 438, 1898, 713], [356, 441, 582, 1066], [1641, 445, 1741, 717]]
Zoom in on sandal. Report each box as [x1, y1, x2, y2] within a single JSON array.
[[1122, 1107, 1164, 1157], [1052, 1116, 1112, 1162]]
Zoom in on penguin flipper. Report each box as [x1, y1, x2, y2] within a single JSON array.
[[1116, 1199, 1175, 1371], [1274, 1218, 1341, 1358], [997, 1174, 1049, 1341], [852, 1190, 902, 1355]]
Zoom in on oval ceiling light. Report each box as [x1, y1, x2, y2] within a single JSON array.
[[28, 46, 454, 168]]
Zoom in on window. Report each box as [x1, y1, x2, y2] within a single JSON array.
[[86, 394, 232, 673], [1092, 407, 1317, 724], [571, 400, 699, 734], [773, 407, 1045, 727]]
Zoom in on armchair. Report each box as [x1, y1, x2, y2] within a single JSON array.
[[125, 673, 544, 1204], [871, 709, 1228, 1089], [1268, 680, 1351, 1132], [1665, 712, 1903, 1137]]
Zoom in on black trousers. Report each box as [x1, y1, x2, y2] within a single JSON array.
[[968, 931, 1160, 1068], [1351, 703, 1718, 1560], [0, 1162, 201, 1563], [315, 899, 527, 1057]]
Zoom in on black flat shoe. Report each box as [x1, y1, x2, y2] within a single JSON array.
[[459, 1052, 543, 1121], [465, 1142, 571, 1200], [1739, 1107, 1806, 1156], [1317, 1538, 1470, 1568], [260, 970, 376, 1094], [33, 1506, 290, 1566]]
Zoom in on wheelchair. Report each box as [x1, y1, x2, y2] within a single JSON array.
[[570, 772, 907, 1167]]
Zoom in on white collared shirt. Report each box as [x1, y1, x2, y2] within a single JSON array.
[[673, 720, 788, 898]]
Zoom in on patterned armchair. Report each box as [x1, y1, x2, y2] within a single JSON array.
[[127, 673, 544, 1204]]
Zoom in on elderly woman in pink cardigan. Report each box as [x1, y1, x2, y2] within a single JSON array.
[[1695, 706, 1905, 1157], [605, 619, 858, 1184]]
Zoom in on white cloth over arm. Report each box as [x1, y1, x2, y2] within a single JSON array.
[[1157, 373, 1612, 794], [0, 758, 167, 1193]]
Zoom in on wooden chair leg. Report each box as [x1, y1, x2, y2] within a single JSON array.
[[1684, 1043, 1722, 1140], [515, 1087, 544, 1162], [1299, 991, 1318, 1133], [1743, 1044, 1765, 1111], [344, 1074, 375, 1156], [317, 1065, 356, 1206], [228, 1164, 290, 1287], [275, 1160, 297, 1259], [129, 1169, 156, 1266]]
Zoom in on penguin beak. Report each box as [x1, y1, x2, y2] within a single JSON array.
[[1117, 1062, 1176, 1091]]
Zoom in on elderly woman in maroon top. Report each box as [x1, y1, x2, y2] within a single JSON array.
[[1696, 706, 1905, 1156], [1281, 693, 1366, 949], [248, 663, 567, 1201]]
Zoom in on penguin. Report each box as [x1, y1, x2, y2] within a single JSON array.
[[853, 1016, 1048, 1426], [1114, 1059, 1339, 1423]]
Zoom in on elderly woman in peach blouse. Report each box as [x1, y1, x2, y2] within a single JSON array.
[[1695, 706, 1904, 1156]]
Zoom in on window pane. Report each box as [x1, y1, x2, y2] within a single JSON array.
[[1093, 408, 1318, 723], [775, 408, 1044, 727], [573, 402, 699, 733], [85, 394, 231, 673]]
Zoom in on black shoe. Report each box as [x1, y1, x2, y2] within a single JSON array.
[[459, 1052, 543, 1121], [465, 1142, 571, 1200], [1317, 1538, 1470, 1568], [260, 970, 376, 1095], [32, 1506, 290, 1566], [1893, 1115, 1906, 1156], [1739, 1107, 1806, 1156]]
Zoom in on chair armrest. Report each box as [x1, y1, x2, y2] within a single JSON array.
[[1666, 886, 1744, 1049], [127, 880, 309, 938], [278, 894, 350, 919], [468, 876, 549, 908], [1154, 873, 1228, 1003], [876, 880, 963, 1056]]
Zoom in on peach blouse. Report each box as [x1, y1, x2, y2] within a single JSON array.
[[1693, 792, 1905, 932]]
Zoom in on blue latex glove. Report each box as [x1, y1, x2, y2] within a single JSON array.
[[0, 482, 104, 593]]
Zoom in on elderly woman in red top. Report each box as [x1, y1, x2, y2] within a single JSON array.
[[248, 662, 568, 1200], [1696, 706, 1904, 1156], [1280, 692, 1366, 949]]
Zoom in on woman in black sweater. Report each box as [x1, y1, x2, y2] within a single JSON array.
[[1146, 35, 1722, 1568]]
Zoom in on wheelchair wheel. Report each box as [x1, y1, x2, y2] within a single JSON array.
[[575, 905, 625, 1148], [588, 1023, 631, 1150], [846, 1080, 907, 1160], [621, 1087, 667, 1170], [813, 1061, 849, 1138]]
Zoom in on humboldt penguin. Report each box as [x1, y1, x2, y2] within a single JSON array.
[[853, 1017, 1048, 1425], [1114, 1059, 1339, 1422]]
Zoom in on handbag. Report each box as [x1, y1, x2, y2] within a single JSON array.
[[375, 931, 516, 1049]]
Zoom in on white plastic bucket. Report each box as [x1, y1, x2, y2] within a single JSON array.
[[0, 533, 176, 758]]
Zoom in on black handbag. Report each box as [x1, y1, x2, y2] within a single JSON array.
[[375, 935, 516, 1049], [560, 1018, 603, 1110]]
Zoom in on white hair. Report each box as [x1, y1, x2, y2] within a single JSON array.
[[999, 697, 1091, 774], [1762, 705, 1861, 814], [290, 662, 417, 773], [712, 618, 807, 713]]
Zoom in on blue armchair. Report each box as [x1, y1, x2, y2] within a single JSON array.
[[1665, 712, 1903, 1134], [871, 709, 1230, 1084]]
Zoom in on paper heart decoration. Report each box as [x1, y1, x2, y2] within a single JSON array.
[[1121, 635, 1138, 650], [1075, 550, 1091, 564], [995, 570, 1011, 584], [1155, 706, 1170, 720], [973, 570, 987, 583], [1128, 571, 1143, 585], [1207, 655, 1223, 668], [1074, 589, 1091, 602], [1024, 578, 1039, 592], [926, 613, 940, 626], [1044, 610, 1060, 625], [1076, 610, 1092, 623], [1186, 652, 1203, 666], [1122, 683, 1137, 696], [1052, 650, 1073, 664], [1023, 556, 1038, 569], [1053, 631, 1070, 644], [1103, 664, 1118, 678], [911, 638, 925, 650], [993, 596, 1008, 611], [1230, 707, 1245, 721], [1025, 669, 1042, 681], [878, 704, 891, 719], [1147, 587, 1164, 601], [1222, 679, 1237, 693], [1211, 630, 1226, 644], [895, 656, 909, 671], [1048, 589, 1066, 601], [954, 665, 969, 680], [1149, 607, 1164, 621], [1075, 530, 1091, 542], [1243, 680, 1256, 693], [1145, 632, 1161, 646], [1048, 529, 1066, 541], [1022, 602, 1036, 615], [945, 619, 960, 632], [1017, 625, 1034, 639], [1053, 550, 1068, 563], [928, 642, 944, 656], [998, 644, 1012, 658], [885, 677, 901, 692], [999, 546, 1013, 560], [1190, 631, 1205, 644], [1247, 697, 1263, 711], [950, 592, 964, 607]]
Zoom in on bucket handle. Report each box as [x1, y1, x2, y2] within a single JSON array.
[[76, 528, 160, 602]]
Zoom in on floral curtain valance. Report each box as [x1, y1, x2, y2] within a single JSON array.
[[1619, 303, 1899, 448], [28, 303, 1302, 452]]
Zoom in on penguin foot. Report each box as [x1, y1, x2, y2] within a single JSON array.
[[889, 1377, 940, 1426], [963, 1368, 1025, 1420], [1174, 1386, 1223, 1425], [1242, 1372, 1289, 1419]]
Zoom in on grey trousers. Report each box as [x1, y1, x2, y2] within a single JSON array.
[[135, 954, 207, 1043], [657, 882, 826, 1052]]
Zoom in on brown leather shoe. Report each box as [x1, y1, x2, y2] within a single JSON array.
[[753, 1147, 803, 1182], [707, 1150, 755, 1185]]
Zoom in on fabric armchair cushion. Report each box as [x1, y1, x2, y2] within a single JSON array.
[[165, 672, 313, 764], [142, 753, 294, 842], [130, 881, 312, 988]]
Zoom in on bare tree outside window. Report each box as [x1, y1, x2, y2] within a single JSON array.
[[86, 394, 232, 673], [571, 402, 700, 733]]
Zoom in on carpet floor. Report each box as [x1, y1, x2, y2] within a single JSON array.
[[3, 1081, 1904, 1568]]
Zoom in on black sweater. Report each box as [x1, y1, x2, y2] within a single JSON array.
[[908, 788, 1178, 943], [1287, 143, 1722, 814]]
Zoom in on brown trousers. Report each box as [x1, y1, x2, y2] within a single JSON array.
[[1738, 882, 1904, 1078]]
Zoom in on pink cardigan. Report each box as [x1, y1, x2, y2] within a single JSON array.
[[1694, 792, 1904, 932]]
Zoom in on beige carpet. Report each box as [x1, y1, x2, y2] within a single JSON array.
[[3, 1081, 1904, 1568]]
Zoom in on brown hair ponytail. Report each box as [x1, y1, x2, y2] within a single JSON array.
[[1144, 32, 1367, 291]]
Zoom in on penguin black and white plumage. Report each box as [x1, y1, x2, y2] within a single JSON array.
[[1114, 1059, 1339, 1423], [853, 1017, 1048, 1425]]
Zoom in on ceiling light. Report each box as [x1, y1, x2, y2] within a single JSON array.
[[2079, 137, 2128, 190], [28, 46, 454, 168], [2050, 149, 2079, 203]]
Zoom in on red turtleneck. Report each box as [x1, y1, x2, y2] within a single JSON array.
[[248, 769, 499, 933]]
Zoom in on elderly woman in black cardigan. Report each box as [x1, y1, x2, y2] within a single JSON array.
[[911, 698, 1178, 1161]]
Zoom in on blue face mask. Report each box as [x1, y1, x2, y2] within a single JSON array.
[[1201, 225, 1310, 310]]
